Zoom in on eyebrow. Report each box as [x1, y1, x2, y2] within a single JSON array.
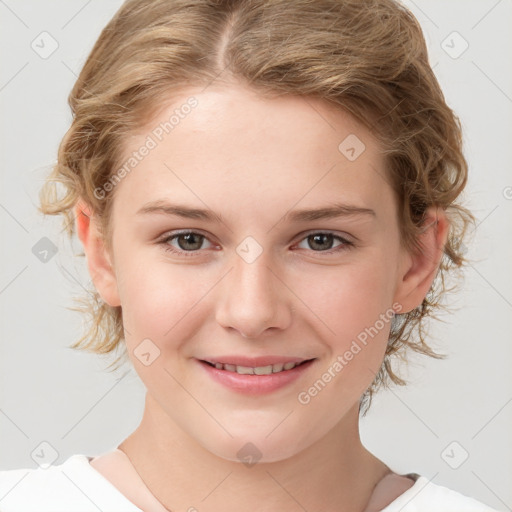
[[136, 200, 376, 223]]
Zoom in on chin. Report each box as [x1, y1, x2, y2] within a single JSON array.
[[198, 430, 308, 465]]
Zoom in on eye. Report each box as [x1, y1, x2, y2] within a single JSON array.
[[157, 230, 354, 258], [159, 231, 214, 257], [295, 232, 354, 254]]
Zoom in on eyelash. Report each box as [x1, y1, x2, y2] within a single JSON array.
[[157, 230, 354, 258]]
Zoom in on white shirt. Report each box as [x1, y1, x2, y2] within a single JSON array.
[[0, 454, 502, 512]]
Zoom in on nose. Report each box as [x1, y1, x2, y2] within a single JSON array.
[[215, 253, 293, 339]]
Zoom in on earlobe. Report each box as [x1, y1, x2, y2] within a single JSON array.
[[393, 207, 450, 314], [74, 199, 121, 307]]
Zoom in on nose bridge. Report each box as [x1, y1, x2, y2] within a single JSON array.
[[215, 246, 291, 338], [235, 253, 275, 302]]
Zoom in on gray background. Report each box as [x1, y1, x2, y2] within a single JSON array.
[[0, 0, 511, 510]]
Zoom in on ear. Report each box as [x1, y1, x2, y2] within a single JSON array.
[[393, 206, 450, 314], [74, 199, 121, 307]]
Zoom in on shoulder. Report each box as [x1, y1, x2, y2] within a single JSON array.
[[0, 454, 142, 512], [381, 474, 503, 512]]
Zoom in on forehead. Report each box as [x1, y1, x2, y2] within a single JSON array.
[[112, 82, 393, 225]]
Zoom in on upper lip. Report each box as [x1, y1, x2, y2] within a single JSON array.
[[199, 356, 315, 367]]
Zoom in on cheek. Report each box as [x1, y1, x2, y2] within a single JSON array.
[[291, 262, 397, 435], [114, 252, 214, 344], [304, 255, 397, 380], [309, 256, 396, 330]]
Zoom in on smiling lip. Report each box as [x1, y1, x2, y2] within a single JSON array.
[[200, 355, 311, 367], [196, 357, 316, 395]]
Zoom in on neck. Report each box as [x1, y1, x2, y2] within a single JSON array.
[[118, 393, 389, 512]]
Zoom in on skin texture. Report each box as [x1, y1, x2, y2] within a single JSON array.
[[76, 81, 449, 511]]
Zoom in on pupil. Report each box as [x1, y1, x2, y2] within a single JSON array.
[[179, 233, 202, 251], [310, 234, 332, 250]]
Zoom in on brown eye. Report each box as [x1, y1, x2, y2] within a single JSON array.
[[173, 233, 205, 251], [308, 233, 335, 251], [295, 232, 353, 253], [160, 231, 213, 257]]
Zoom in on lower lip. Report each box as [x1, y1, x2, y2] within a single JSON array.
[[196, 359, 316, 395]]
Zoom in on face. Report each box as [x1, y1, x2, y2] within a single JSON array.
[[89, 82, 421, 463]]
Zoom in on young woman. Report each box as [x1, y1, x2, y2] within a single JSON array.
[[0, 0, 502, 510]]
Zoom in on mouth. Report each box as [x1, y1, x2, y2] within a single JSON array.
[[200, 358, 316, 375], [197, 357, 317, 395]]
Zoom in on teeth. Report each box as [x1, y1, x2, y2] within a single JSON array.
[[210, 361, 303, 374], [236, 365, 255, 375], [254, 365, 273, 375]]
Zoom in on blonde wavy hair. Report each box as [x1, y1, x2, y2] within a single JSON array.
[[40, 0, 474, 415]]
